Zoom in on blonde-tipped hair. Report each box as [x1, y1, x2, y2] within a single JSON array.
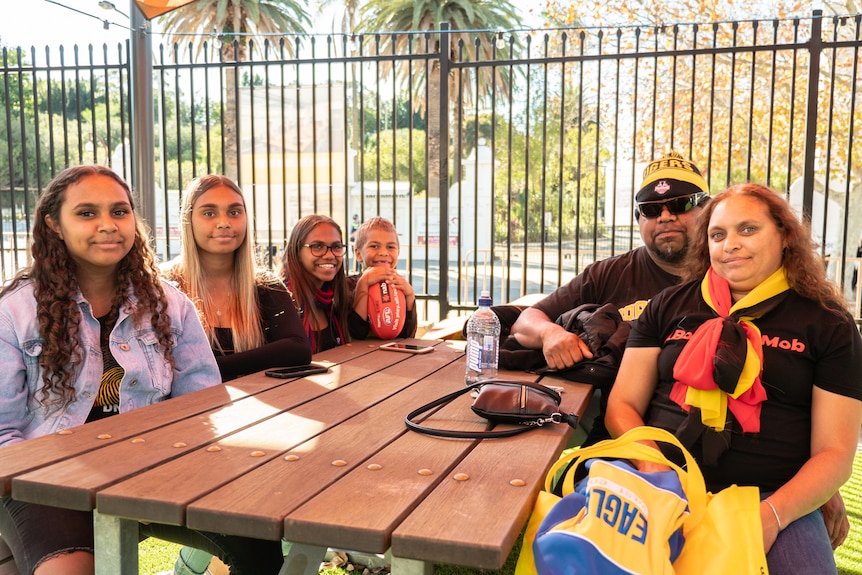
[[164, 175, 265, 352], [354, 216, 399, 253]]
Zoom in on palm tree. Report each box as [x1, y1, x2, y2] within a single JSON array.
[[159, 0, 312, 179], [358, 0, 520, 198]]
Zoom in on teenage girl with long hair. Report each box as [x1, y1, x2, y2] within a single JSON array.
[[0, 165, 284, 574], [161, 175, 310, 380], [281, 214, 351, 353]]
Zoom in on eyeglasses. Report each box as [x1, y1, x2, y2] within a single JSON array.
[[635, 193, 707, 219], [303, 242, 346, 257]]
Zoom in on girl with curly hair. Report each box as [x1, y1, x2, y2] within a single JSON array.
[[0, 166, 283, 575]]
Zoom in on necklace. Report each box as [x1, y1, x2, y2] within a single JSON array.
[[211, 294, 231, 320]]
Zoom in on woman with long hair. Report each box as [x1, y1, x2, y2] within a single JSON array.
[[162, 175, 310, 381], [607, 183, 862, 574], [159, 174, 310, 575], [0, 165, 284, 575], [281, 214, 351, 353]]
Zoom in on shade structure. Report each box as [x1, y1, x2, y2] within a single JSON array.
[[134, 0, 197, 19]]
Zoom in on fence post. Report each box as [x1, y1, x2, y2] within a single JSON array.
[[438, 23, 451, 317], [801, 9, 823, 226]]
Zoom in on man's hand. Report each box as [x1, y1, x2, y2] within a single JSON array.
[[821, 491, 849, 549], [540, 324, 593, 370]]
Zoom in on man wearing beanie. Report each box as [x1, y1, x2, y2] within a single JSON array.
[[511, 151, 710, 445]]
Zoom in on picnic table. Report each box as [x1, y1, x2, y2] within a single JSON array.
[[0, 339, 592, 575]]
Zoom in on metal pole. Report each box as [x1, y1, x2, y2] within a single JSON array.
[[801, 9, 823, 227], [438, 22, 450, 317], [129, 0, 155, 232]]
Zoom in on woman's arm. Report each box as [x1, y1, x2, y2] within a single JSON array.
[[605, 346, 662, 437], [757, 388, 862, 552], [605, 346, 667, 470], [0, 315, 31, 447], [167, 288, 222, 395], [216, 285, 312, 381], [216, 337, 312, 381]]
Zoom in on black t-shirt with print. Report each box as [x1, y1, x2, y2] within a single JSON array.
[[629, 280, 862, 492], [88, 314, 122, 421], [534, 246, 681, 323]]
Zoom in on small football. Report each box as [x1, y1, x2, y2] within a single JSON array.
[[367, 281, 406, 339]]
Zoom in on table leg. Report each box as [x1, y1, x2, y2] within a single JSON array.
[[390, 555, 433, 575], [93, 510, 138, 575], [278, 542, 328, 575]]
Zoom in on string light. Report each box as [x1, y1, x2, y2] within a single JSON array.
[[98, 1, 129, 19], [42, 0, 131, 31]]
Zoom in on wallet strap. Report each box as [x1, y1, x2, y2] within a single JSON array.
[[405, 379, 578, 439]]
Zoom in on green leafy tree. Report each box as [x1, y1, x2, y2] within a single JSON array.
[[0, 44, 126, 196], [358, 0, 521, 199], [490, 70, 607, 246], [159, 0, 312, 180], [360, 128, 427, 194], [542, 0, 862, 279]]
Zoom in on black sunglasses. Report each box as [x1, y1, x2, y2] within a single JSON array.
[[635, 193, 707, 219], [302, 242, 346, 257]]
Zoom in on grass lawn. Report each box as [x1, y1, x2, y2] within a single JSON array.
[[137, 449, 862, 575], [836, 447, 862, 575], [138, 538, 182, 574]]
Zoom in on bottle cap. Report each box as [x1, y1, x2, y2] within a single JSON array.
[[478, 290, 492, 306]]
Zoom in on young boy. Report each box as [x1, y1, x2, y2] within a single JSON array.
[[347, 216, 417, 339]]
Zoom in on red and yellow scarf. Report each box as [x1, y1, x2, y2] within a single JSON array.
[[670, 266, 790, 433]]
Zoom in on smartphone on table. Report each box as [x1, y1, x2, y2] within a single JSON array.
[[379, 342, 434, 354], [265, 362, 330, 378]]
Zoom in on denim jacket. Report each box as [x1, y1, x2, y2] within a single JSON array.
[[0, 278, 221, 446]]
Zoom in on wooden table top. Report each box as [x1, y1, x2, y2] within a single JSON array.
[[0, 339, 593, 571]]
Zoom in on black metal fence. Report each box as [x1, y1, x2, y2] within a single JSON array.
[[2, 10, 861, 325]]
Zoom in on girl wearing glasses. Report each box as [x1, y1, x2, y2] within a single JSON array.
[[281, 214, 351, 353], [161, 175, 311, 381]]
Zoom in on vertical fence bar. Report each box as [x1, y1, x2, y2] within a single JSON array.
[[820, 17, 839, 261], [438, 23, 450, 317], [801, 9, 823, 225]]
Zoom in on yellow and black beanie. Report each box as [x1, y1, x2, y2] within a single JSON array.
[[636, 152, 709, 202]]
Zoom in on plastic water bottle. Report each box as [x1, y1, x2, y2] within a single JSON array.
[[464, 290, 501, 385]]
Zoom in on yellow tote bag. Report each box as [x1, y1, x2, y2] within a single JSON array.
[[673, 483, 769, 575], [515, 489, 560, 575], [515, 426, 769, 575]]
